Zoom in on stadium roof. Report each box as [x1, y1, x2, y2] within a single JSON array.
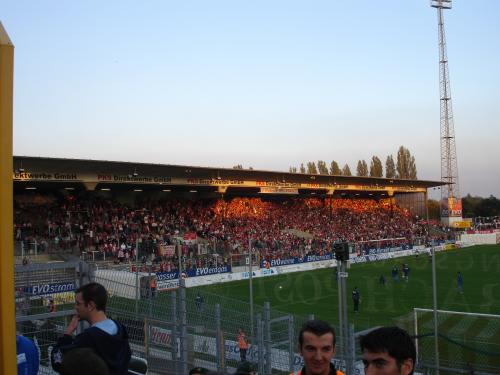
[[13, 156, 446, 196]]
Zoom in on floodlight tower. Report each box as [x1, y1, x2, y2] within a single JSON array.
[[430, 0, 462, 227]]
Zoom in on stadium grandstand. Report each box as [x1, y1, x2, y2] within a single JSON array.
[[13, 155, 447, 265]]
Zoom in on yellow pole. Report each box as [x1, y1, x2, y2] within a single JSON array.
[[0, 21, 16, 375]]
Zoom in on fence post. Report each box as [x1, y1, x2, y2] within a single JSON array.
[[264, 302, 271, 375], [348, 323, 355, 375], [179, 279, 188, 375], [171, 291, 178, 375], [215, 303, 223, 373], [257, 314, 265, 375], [148, 263, 153, 318], [288, 315, 295, 374]]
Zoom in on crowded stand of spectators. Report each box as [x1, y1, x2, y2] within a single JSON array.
[[14, 192, 445, 272]]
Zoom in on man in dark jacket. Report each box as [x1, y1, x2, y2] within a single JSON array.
[[51, 282, 131, 375]]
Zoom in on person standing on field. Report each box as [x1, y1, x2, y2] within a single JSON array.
[[352, 286, 361, 313], [457, 271, 464, 294]]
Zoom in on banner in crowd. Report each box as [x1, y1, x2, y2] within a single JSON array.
[[183, 232, 197, 244], [159, 244, 176, 256]]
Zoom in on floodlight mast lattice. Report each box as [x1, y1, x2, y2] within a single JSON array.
[[431, 0, 462, 226]]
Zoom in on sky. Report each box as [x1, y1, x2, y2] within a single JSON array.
[[2, 0, 499, 198]]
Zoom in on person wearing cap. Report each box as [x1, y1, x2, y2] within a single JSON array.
[[291, 320, 344, 375]]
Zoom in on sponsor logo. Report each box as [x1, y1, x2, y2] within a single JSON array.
[[195, 266, 229, 276], [25, 282, 75, 296]]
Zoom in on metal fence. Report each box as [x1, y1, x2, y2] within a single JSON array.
[[14, 261, 88, 374], [15, 260, 348, 374], [24, 260, 500, 374], [98, 268, 330, 375], [410, 308, 500, 375]]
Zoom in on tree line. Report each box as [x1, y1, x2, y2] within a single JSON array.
[[289, 146, 417, 179], [462, 195, 500, 218], [427, 195, 500, 220]]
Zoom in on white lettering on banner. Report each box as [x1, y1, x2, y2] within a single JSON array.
[[157, 273, 178, 281], [195, 266, 229, 276], [150, 326, 173, 346], [157, 279, 180, 291], [29, 282, 75, 296], [269, 258, 297, 267]]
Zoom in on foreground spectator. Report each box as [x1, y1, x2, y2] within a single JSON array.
[[294, 320, 344, 375], [235, 361, 257, 375], [16, 334, 39, 375], [360, 326, 416, 375], [189, 367, 209, 375], [51, 282, 131, 375], [59, 348, 109, 375]]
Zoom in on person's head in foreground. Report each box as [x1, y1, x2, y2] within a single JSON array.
[[360, 326, 416, 375], [235, 360, 256, 375], [59, 348, 109, 375], [298, 320, 339, 375], [189, 367, 209, 375]]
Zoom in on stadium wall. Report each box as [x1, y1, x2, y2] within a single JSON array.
[[95, 246, 440, 298], [460, 231, 500, 245]]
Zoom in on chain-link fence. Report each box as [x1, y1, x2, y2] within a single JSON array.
[[410, 308, 500, 374], [14, 261, 87, 374], [17, 260, 500, 374], [95, 266, 324, 375]]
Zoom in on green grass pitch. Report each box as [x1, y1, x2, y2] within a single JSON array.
[[201, 245, 500, 329], [108, 245, 500, 372], [197, 244, 500, 372]]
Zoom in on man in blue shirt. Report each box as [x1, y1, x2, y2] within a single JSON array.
[[16, 334, 39, 375]]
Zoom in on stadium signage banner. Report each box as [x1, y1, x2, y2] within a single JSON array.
[[260, 187, 298, 194], [24, 282, 75, 296], [261, 253, 333, 268], [305, 253, 333, 262], [192, 265, 231, 277], [156, 271, 181, 291], [156, 266, 232, 290], [13, 172, 427, 193]]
